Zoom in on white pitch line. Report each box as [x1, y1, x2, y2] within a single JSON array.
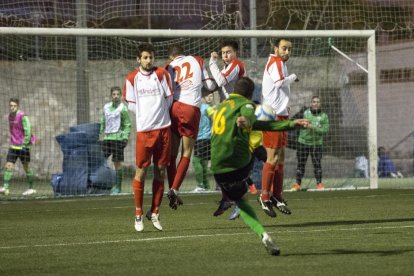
[[1, 224, 413, 250]]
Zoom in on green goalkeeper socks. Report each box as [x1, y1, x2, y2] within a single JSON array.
[[237, 199, 265, 238], [115, 169, 123, 191], [3, 169, 13, 189], [26, 169, 34, 188]]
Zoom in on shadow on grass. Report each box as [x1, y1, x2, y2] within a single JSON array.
[[166, 217, 414, 233], [282, 248, 414, 257], [266, 217, 414, 228]]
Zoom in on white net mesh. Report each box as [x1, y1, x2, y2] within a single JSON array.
[[0, 34, 376, 195], [0, 0, 413, 197]]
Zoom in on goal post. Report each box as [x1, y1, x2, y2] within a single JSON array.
[[0, 28, 378, 195]]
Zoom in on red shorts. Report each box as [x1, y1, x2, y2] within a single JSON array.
[[135, 128, 171, 168], [262, 116, 288, 149], [170, 101, 201, 139]]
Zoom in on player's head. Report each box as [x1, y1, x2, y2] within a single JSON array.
[[168, 45, 184, 60], [233, 77, 255, 100], [203, 93, 214, 104], [110, 86, 122, 104], [137, 43, 155, 71], [9, 98, 19, 113], [311, 95, 321, 111], [273, 38, 292, 62], [220, 40, 238, 64], [378, 146, 386, 157]]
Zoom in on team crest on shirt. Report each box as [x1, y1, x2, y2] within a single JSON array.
[[179, 80, 194, 90], [137, 88, 160, 96]]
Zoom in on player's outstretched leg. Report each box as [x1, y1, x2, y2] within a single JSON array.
[[237, 199, 280, 256], [261, 232, 280, 256]]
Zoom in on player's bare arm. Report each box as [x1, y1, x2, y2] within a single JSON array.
[[293, 119, 310, 128], [211, 51, 219, 59]]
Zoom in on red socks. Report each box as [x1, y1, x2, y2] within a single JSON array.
[[261, 162, 276, 201], [151, 179, 164, 214], [166, 155, 177, 189], [133, 179, 144, 216], [171, 156, 190, 191], [273, 164, 284, 201]]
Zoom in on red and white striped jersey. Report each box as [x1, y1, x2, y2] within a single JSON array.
[[123, 67, 173, 132], [209, 57, 246, 101], [166, 55, 215, 107], [262, 54, 296, 116]]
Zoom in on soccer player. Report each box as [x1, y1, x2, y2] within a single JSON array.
[[0, 98, 36, 196], [99, 86, 131, 195], [210, 77, 308, 255], [291, 96, 329, 191], [259, 38, 299, 217], [209, 40, 246, 102], [209, 40, 247, 215], [123, 43, 173, 232], [229, 125, 266, 220], [165, 45, 216, 209], [192, 93, 215, 192]]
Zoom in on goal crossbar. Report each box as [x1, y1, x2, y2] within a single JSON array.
[[0, 27, 374, 38]]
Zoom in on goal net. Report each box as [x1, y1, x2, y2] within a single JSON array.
[[0, 28, 384, 197]]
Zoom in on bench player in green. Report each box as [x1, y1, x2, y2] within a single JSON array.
[[210, 77, 309, 255]]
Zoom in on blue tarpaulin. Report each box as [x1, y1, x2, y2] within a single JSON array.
[[51, 123, 115, 195]]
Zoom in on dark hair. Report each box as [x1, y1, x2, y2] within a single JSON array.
[[233, 77, 255, 99], [110, 86, 122, 95], [312, 95, 320, 101], [221, 40, 239, 51], [168, 45, 184, 58], [137, 43, 155, 58], [274, 38, 291, 47], [9, 98, 19, 105]]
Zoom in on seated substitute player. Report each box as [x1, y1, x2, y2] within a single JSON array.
[[165, 45, 216, 209], [0, 98, 36, 196], [99, 86, 131, 195], [210, 77, 309, 255], [123, 43, 173, 232]]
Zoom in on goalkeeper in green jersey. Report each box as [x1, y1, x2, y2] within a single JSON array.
[[100, 86, 131, 195], [210, 77, 308, 255]]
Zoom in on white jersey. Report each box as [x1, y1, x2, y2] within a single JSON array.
[[209, 57, 246, 101], [123, 67, 173, 132], [103, 102, 124, 133], [167, 55, 215, 107], [355, 155, 369, 178], [262, 54, 296, 116]]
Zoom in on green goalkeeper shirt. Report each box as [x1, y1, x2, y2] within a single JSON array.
[[211, 93, 297, 174], [99, 102, 131, 141]]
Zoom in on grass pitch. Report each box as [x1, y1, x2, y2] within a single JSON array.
[[1, 189, 413, 275]]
